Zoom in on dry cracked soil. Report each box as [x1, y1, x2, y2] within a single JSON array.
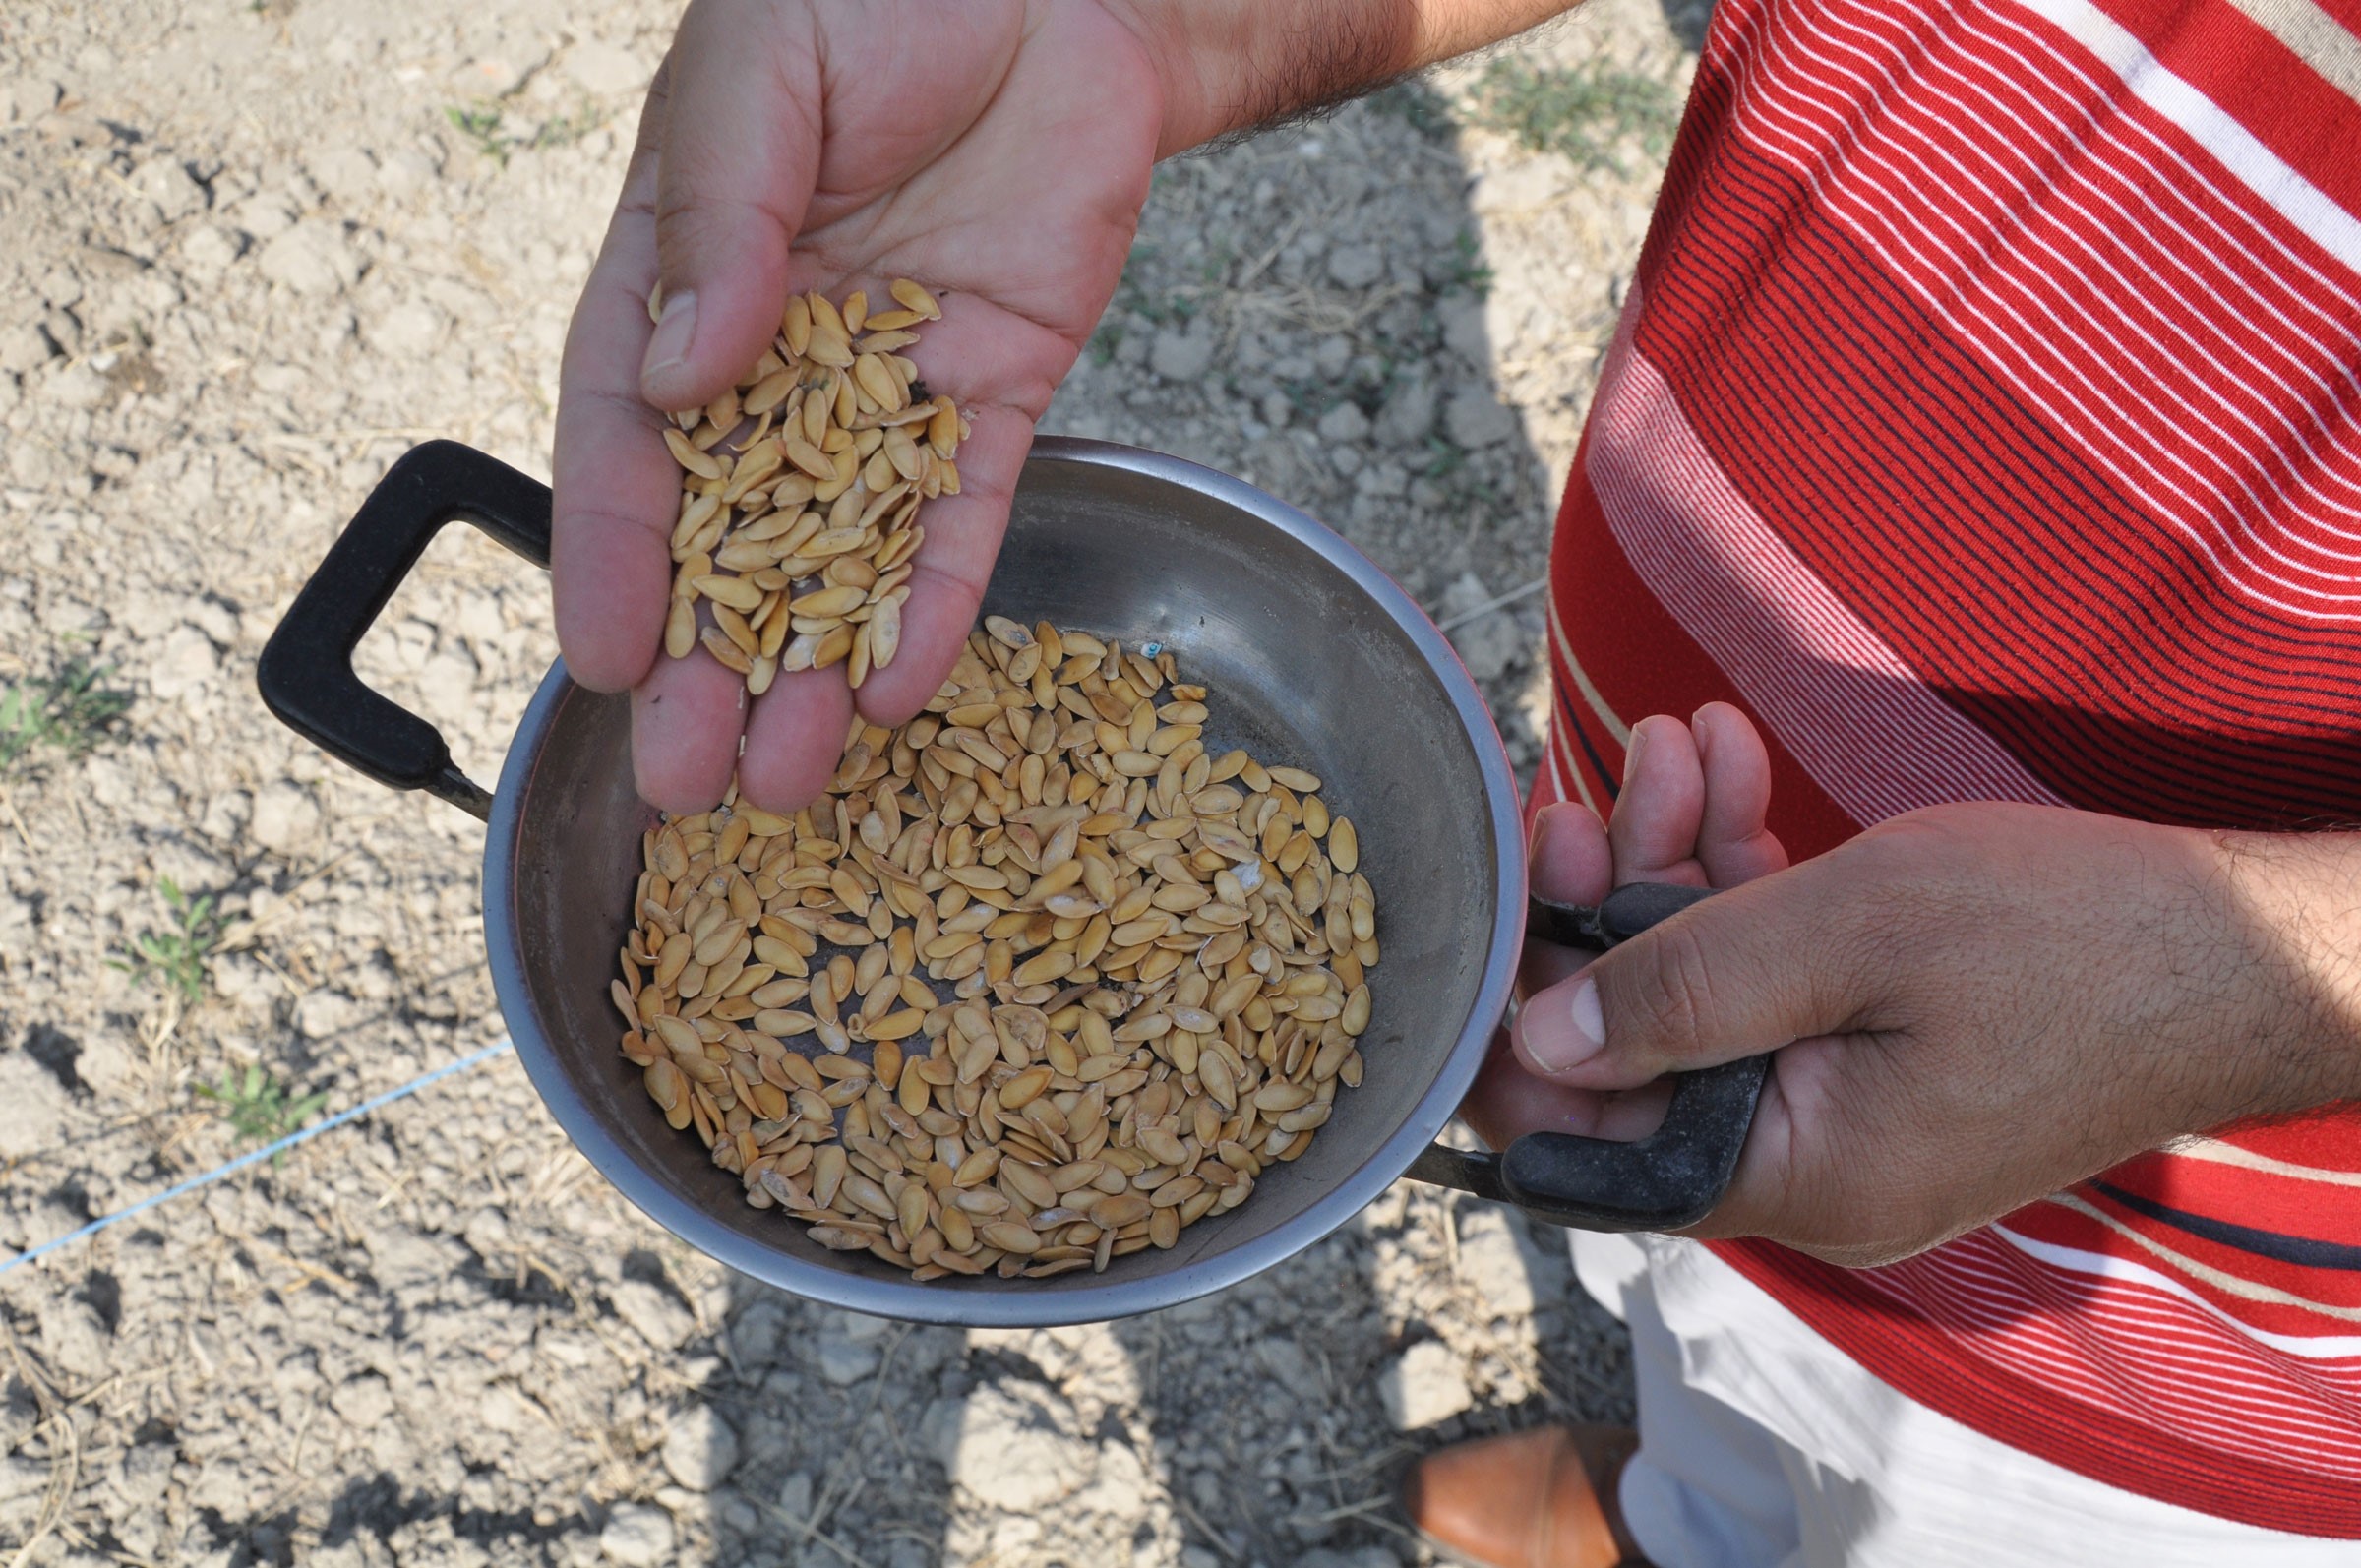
[[0, 0, 1699, 1562]]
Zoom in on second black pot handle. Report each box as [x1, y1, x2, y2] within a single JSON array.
[[257, 442, 553, 821], [1408, 881, 1771, 1232]]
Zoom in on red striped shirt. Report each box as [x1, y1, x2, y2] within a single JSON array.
[[1538, 0, 2361, 1535]]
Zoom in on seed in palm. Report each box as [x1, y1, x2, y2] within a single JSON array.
[[656, 277, 966, 700]]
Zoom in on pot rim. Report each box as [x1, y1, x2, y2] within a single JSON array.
[[483, 436, 1527, 1326]]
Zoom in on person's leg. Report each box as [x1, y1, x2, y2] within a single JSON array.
[[1423, 1223, 2361, 1566], [1402, 1228, 1806, 1568], [1630, 1234, 2361, 1568], [1402, 1231, 1668, 1568], [1762, 1351, 2361, 1568], [1572, 1231, 1804, 1568]]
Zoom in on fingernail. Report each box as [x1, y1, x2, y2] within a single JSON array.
[[1525, 976, 1606, 1073], [1528, 807, 1558, 873], [642, 288, 698, 382], [1620, 723, 1647, 789]]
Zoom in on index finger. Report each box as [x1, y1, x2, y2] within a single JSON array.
[[1521, 802, 1612, 998], [551, 67, 684, 696], [1459, 1025, 1677, 1150]]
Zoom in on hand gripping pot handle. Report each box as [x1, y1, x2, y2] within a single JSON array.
[[1407, 882, 1770, 1232], [257, 442, 553, 821]]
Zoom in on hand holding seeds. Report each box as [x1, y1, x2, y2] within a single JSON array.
[[550, 0, 1165, 814]]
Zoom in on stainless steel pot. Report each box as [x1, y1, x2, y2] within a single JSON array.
[[259, 439, 1764, 1327]]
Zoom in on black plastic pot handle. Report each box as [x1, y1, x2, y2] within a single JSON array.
[[257, 441, 552, 821], [1408, 881, 1770, 1232]]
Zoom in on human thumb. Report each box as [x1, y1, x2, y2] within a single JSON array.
[[1513, 866, 1846, 1088]]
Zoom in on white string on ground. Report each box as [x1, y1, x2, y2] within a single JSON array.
[[0, 1038, 515, 1279], [1434, 576, 1547, 633]]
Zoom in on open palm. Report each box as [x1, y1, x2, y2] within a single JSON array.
[[552, 0, 1164, 811]]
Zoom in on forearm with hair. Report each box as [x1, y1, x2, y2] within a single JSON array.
[[1105, 0, 1582, 156], [2212, 829, 2361, 1118]]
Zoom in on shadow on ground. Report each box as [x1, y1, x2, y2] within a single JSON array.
[[692, 1182, 1630, 1568]]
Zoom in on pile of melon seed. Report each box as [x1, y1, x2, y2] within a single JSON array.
[[610, 618, 1378, 1280], [654, 276, 963, 695]]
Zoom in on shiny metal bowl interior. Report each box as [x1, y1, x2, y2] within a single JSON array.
[[484, 438, 1523, 1326]]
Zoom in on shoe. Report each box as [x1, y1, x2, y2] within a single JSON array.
[[1399, 1423, 1647, 1568]]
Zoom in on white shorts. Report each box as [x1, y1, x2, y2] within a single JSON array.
[[1572, 1231, 2356, 1567]]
